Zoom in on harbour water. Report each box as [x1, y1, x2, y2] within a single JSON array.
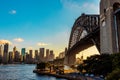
[[0, 64, 66, 80]]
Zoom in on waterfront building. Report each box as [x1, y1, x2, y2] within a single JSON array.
[[3, 43, 9, 64], [8, 51, 13, 63], [75, 57, 83, 65], [45, 49, 49, 62], [14, 51, 20, 62], [25, 52, 29, 63], [0, 45, 2, 63], [59, 52, 65, 59], [53, 58, 64, 66], [35, 50, 39, 62], [13, 46, 16, 61], [0, 55, 2, 63], [49, 50, 54, 61], [39, 48, 45, 62], [21, 48, 26, 62], [29, 50, 33, 63], [0, 45, 3, 57]]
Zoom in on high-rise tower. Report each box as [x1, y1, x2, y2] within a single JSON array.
[[35, 50, 39, 61], [46, 49, 49, 61], [29, 50, 33, 63], [39, 48, 45, 62], [3, 43, 9, 63], [0, 45, 3, 56], [13, 46, 16, 61], [21, 48, 26, 62]]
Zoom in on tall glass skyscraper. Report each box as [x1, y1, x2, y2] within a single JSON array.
[[21, 48, 26, 62], [3, 43, 9, 63]]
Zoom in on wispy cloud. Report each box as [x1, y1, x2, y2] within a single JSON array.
[[13, 38, 24, 42], [0, 40, 12, 45], [9, 10, 16, 14], [82, 2, 99, 13], [60, 0, 81, 11], [60, 0, 99, 14], [27, 47, 33, 50], [37, 42, 49, 46]]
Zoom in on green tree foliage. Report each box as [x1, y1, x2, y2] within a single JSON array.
[[77, 54, 112, 76], [111, 53, 120, 70], [77, 64, 84, 72], [84, 54, 112, 75], [36, 62, 46, 70], [106, 68, 120, 80], [77, 53, 120, 78]]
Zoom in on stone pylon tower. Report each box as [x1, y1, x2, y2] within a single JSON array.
[[100, 0, 120, 54]]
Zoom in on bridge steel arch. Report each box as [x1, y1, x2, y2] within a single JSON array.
[[64, 0, 120, 66], [64, 14, 100, 65]]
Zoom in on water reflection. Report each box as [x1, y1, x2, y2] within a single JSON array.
[[0, 64, 66, 80]]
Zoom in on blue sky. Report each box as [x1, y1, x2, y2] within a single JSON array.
[[0, 0, 100, 56]]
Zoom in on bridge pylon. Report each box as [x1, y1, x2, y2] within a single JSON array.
[[100, 0, 120, 54]]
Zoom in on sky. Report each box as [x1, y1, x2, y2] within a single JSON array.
[[0, 0, 100, 57]]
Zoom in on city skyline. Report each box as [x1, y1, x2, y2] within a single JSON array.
[[0, 43, 56, 64], [0, 0, 100, 57]]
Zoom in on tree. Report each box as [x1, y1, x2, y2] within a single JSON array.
[[78, 54, 112, 75], [36, 62, 46, 70], [106, 68, 120, 80], [77, 64, 84, 73], [111, 53, 120, 70]]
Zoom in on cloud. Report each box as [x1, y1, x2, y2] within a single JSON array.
[[0, 40, 12, 45], [37, 42, 49, 46], [27, 47, 33, 50], [82, 2, 99, 13], [9, 10, 16, 14], [13, 38, 24, 42], [60, 0, 81, 11], [60, 0, 99, 14]]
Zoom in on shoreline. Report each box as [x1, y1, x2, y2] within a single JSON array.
[[0, 63, 36, 65], [33, 69, 87, 80]]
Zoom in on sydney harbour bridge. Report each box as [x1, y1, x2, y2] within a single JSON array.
[[64, 0, 120, 65]]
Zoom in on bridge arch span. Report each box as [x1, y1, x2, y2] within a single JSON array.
[[64, 14, 100, 65]]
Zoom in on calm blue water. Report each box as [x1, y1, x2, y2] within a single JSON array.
[[0, 64, 66, 80]]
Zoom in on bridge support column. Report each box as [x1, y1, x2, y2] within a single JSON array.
[[64, 55, 69, 65], [64, 54, 76, 66], [68, 54, 76, 66], [100, 0, 120, 54]]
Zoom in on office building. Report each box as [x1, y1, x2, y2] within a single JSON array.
[[35, 50, 39, 62], [29, 50, 33, 63], [46, 49, 49, 62], [3, 43, 9, 63], [49, 50, 54, 61], [21, 48, 26, 62], [39, 48, 45, 62]]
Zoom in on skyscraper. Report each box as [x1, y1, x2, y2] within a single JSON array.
[[46, 49, 49, 62], [14, 51, 20, 62], [8, 51, 13, 63], [39, 48, 45, 62], [21, 48, 26, 62], [13, 46, 16, 61], [0, 45, 3, 56], [3, 43, 9, 63], [29, 50, 33, 63], [0, 45, 3, 63], [25, 52, 29, 63], [49, 50, 54, 61], [35, 50, 39, 62], [4, 43, 8, 54]]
